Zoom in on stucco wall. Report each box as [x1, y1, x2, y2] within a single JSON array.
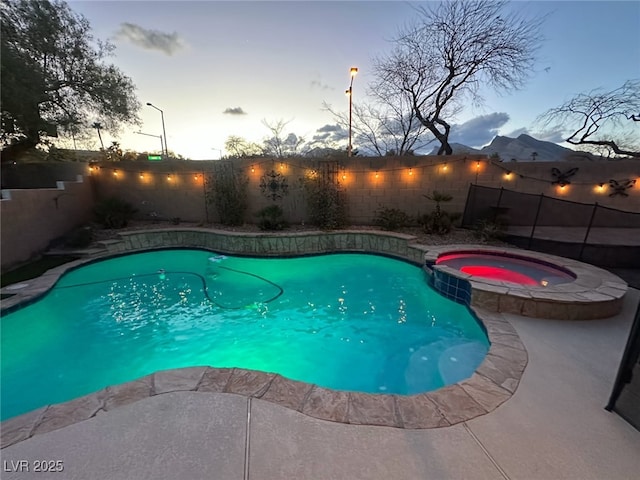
[[91, 156, 640, 224], [1, 176, 95, 271]]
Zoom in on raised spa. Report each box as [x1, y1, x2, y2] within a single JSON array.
[[435, 251, 576, 287], [424, 245, 628, 321]]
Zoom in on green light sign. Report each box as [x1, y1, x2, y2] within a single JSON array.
[[148, 155, 162, 161]]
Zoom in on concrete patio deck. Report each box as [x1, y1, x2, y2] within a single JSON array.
[[2, 289, 639, 479]]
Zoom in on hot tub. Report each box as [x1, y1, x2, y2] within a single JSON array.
[[424, 245, 627, 320], [435, 251, 576, 287]]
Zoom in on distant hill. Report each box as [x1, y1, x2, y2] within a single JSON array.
[[430, 134, 599, 161], [428, 143, 483, 155]]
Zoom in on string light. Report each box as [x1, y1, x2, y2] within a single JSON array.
[[89, 158, 635, 200]]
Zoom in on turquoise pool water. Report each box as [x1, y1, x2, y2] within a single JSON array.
[[0, 250, 489, 421]]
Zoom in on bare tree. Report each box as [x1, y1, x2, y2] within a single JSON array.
[[223, 135, 264, 158], [537, 80, 640, 158], [262, 119, 306, 158], [373, 0, 543, 155], [324, 98, 433, 156]]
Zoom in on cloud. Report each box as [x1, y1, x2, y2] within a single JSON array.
[[223, 107, 247, 115], [310, 72, 334, 91], [507, 127, 566, 144], [450, 113, 510, 147], [530, 130, 566, 144], [316, 123, 342, 133], [308, 124, 346, 147], [310, 80, 333, 91], [505, 127, 529, 138], [116, 23, 186, 55]]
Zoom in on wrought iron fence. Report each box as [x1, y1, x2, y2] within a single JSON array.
[[606, 298, 640, 431], [461, 184, 640, 266]]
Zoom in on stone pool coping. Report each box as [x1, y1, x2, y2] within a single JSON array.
[[424, 245, 628, 320], [1, 229, 527, 445]]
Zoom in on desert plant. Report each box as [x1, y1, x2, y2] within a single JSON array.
[[302, 175, 347, 229], [373, 207, 412, 231], [420, 191, 455, 235], [205, 164, 249, 226], [93, 197, 137, 229], [474, 219, 507, 242], [256, 205, 288, 231]]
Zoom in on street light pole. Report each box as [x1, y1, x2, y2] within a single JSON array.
[[146, 103, 168, 158], [135, 131, 164, 155], [345, 67, 358, 157]]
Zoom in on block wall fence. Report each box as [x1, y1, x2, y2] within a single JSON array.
[[1, 156, 639, 270], [90, 156, 640, 224], [0, 175, 94, 270]]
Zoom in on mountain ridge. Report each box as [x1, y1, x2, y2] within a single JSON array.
[[429, 134, 599, 161]]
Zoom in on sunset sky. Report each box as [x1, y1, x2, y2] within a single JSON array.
[[67, 1, 640, 159]]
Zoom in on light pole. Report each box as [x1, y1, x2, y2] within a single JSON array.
[[146, 103, 168, 158], [345, 67, 358, 157], [135, 131, 164, 155]]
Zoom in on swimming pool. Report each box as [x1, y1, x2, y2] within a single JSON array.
[[0, 250, 489, 421]]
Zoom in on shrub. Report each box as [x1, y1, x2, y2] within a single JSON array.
[[302, 176, 347, 229], [205, 165, 249, 226], [474, 218, 508, 242], [93, 197, 137, 229], [420, 191, 456, 235], [373, 207, 412, 231], [256, 205, 288, 231]]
